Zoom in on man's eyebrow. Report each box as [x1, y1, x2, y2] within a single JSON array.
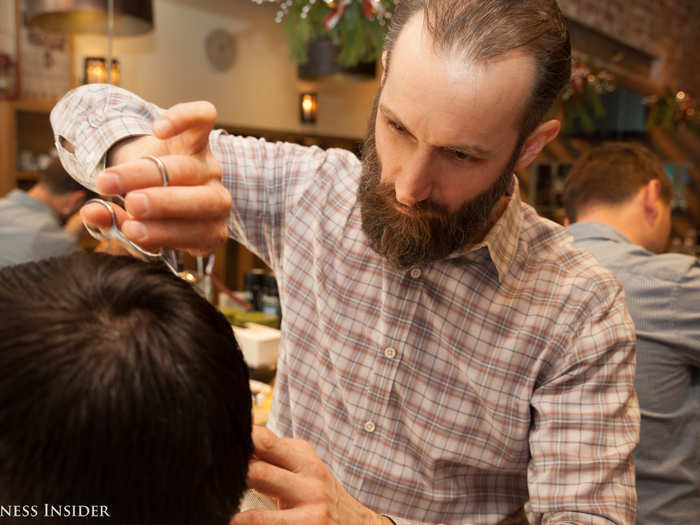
[[379, 104, 411, 134], [379, 103, 491, 157]]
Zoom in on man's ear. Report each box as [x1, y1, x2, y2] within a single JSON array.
[[61, 190, 88, 216], [514, 120, 561, 170], [641, 179, 662, 224]]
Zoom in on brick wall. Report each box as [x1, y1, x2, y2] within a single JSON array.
[[558, 0, 700, 97]]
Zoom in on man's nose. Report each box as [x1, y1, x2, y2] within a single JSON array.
[[394, 151, 432, 207]]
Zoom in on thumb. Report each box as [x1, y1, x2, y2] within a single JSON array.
[[153, 100, 217, 153]]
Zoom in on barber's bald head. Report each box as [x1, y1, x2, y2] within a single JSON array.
[[382, 0, 571, 140]]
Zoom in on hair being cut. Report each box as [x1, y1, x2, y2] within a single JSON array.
[[563, 142, 673, 222], [0, 252, 253, 525], [382, 0, 571, 139]]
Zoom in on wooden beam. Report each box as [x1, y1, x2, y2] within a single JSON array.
[[648, 126, 699, 184], [0, 101, 18, 196], [545, 139, 574, 163]]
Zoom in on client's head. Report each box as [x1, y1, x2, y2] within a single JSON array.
[[563, 142, 673, 253], [30, 159, 93, 223], [0, 252, 253, 524]]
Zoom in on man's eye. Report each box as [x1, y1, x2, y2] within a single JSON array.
[[389, 120, 404, 133], [453, 150, 470, 160]]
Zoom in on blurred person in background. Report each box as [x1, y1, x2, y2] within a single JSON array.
[[0, 158, 92, 267], [564, 142, 700, 525]]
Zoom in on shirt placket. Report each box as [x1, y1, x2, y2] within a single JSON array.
[[353, 264, 424, 455]]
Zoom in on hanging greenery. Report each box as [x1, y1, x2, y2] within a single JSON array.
[[559, 58, 615, 135], [251, 0, 397, 67], [645, 89, 699, 133]]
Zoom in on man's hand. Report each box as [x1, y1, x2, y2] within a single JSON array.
[[231, 426, 393, 525], [80, 101, 231, 254]]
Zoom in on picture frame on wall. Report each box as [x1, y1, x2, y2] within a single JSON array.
[[0, 1, 18, 99], [17, 0, 73, 101]]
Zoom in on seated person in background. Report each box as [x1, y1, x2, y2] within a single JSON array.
[[0, 252, 254, 524], [563, 142, 700, 525], [0, 159, 92, 268]]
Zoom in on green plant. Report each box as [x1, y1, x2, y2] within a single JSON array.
[[252, 0, 397, 67], [645, 88, 699, 133], [559, 58, 614, 135]]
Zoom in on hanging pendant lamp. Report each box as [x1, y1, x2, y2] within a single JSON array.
[[25, 0, 153, 36]]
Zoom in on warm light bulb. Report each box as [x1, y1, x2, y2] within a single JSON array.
[[302, 95, 314, 112], [299, 92, 317, 123]]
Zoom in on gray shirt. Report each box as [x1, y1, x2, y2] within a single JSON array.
[[0, 189, 79, 268], [569, 221, 700, 525]]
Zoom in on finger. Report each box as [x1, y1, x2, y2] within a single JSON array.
[[251, 426, 318, 474], [120, 217, 229, 253], [80, 200, 131, 231], [153, 101, 217, 150], [230, 506, 319, 525], [97, 154, 221, 195], [245, 459, 314, 506], [123, 183, 231, 221]]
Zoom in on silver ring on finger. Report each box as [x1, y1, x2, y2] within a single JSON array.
[[142, 155, 169, 187]]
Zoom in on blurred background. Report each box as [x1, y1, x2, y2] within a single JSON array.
[[1, 0, 699, 291]]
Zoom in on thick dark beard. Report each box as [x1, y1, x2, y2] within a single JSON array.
[[358, 99, 518, 269]]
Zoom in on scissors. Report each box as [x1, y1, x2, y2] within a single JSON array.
[[82, 155, 179, 275]]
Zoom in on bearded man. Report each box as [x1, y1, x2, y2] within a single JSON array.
[[51, 1, 639, 523]]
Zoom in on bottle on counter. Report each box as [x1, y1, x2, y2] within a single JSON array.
[[261, 273, 281, 318], [244, 268, 266, 311]]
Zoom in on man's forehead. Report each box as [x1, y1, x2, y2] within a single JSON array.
[[384, 11, 536, 135], [383, 48, 533, 150]]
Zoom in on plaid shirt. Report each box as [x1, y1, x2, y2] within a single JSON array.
[[52, 85, 639, 525]]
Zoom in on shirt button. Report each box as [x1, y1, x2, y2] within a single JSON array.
[[364, 421, 376, 433], [87, 113, 104, 127], [409, 267, 421, 279], [384, 347, 396, 359]]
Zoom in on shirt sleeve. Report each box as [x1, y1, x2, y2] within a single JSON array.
[[31, 228, 80, 259], [50, 84, 159, 192], [210, 132, 350, 274], [50, 83, 340, 274], [673, 261, 700, 367], [528, 281, 639, 524]]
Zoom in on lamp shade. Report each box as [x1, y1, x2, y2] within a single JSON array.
[[25, 0, 153, 36]]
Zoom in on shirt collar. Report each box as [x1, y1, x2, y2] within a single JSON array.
[[568, 221, 635, 246], [447, 175, 523, 283], [8, 189, 57, 217]]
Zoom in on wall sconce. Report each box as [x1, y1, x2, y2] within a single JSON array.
[[84, 57, 120, 85], [300, 92, 317, 124]]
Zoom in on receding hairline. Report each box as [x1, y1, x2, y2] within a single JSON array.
[[383, 9, 543, 141]]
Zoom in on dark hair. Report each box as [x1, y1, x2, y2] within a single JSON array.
[[0, 253, 253, 524], [39, 158, 87, 195], [382, 0, 571, 139], [563, 143, 673, 222]]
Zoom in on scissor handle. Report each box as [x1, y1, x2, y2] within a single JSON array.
[[82, 198, 178, 274]]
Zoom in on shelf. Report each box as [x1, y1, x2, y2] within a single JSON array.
[[13, 98, 59, 113], [17, 170, 41, 181]]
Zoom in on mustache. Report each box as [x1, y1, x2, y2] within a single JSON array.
[[372, 181, 449, 222]]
